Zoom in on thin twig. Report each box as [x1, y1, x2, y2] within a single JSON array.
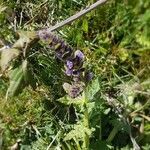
[[46, 0, 107, 32]]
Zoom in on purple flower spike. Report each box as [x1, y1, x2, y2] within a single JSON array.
[[65, 69, 73, 76], [75, 50, 84, 61], [66, 60, 73, 69]]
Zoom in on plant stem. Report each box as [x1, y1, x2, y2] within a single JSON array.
[[73, 138, 82, 150], [83, 92, 90, 150]]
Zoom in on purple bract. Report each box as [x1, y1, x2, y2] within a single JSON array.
[[66, 60, 73, 69], [75, 50, 84, 61], [65, 69, 73, 76]]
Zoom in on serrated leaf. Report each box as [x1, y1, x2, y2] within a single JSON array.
[[6, 60, 29, 97], [6, 66, 24, 97], [13, 31, 38, 57], [64, 124, 93, 141], [86, 78, 100, 100], [0, 48, 20, 71], [13, 31, 38, 49]]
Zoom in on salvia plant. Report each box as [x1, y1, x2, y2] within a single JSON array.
[[0, 1, 105, 149]]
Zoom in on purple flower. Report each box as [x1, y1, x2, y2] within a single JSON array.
[[65, 68, 84, 77], [66, 60, 73, 69], [65, 69, 73, 76], [75, 50, 84, 61]]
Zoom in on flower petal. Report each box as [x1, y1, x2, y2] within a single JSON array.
[[65, 69, 73, 76], [75, 50, 84, 61], [66, 60, 73, 69]]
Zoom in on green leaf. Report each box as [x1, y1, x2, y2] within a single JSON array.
[[22, 59, 36, 89], [86, 78, 100, 101], [13, 31, 38, 56], [6, 66, 24, 97], [6, 60, 29, 97], [82, 18, 88, 33], [0, 48, 20, 71], [64, 124, 93, 141], [13, 31, 38, 48], [57, 95, 84, 106]]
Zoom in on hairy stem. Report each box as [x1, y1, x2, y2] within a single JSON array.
[[47, 0, 107, 32], [83, 92, 90, 150]]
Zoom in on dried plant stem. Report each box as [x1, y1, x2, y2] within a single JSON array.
[[47, 0, 107, 32]]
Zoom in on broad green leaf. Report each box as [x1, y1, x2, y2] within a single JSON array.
[[86, 78, 100, 101], [0, 48, 20, 71], [6, 60, 28, 97], [64, 124, 94, 141], [13, 31, 38, 49], [6, 66, 24, 97], [13, 31, 38, 56]]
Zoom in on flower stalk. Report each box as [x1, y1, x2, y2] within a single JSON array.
[[82, 91, 90, 150]]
